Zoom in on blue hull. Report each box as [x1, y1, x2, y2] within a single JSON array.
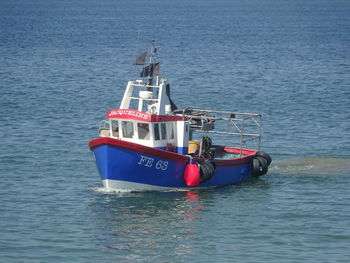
[[90, 137, 255, 190]]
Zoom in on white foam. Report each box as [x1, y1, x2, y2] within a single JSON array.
[[91, 186, 134, 194]]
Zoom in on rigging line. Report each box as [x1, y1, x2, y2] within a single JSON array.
[[134, 28, 143, 77]]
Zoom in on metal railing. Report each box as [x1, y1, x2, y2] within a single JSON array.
[[179, 108, 261, 153]]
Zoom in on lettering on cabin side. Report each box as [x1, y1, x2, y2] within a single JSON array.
[[137, 155, 168, 171], [108, 110, 149, 120]]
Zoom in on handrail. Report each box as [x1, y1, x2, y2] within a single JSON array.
[[191, 108, 260, 117], [131, 83, 160, 89], [179, 108, 262, 150]]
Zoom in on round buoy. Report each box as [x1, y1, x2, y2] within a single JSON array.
[[184, 161, 200, 187]]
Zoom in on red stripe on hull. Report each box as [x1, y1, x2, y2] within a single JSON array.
[[89, 137, 189, 163], [89, 137, 256, 167]]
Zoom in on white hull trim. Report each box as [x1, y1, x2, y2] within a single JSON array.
[[101, 179, 215, 192], [102, 179, 177, 191]]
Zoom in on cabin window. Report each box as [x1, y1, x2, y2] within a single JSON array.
[[138, 123, 150, 140], [122, 121, 134, 138], [111, 120, 119, 137], [161, 123, 167, 140], [168, 123, 174, 139], [153, 123, 160, 140]]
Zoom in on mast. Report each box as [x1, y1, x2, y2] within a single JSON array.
[[147, 40, 156, 86], [133, 40, 160, 98], [133, 40, 159, 83]]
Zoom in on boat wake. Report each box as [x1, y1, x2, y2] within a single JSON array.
[[269, 158, 350, 176]]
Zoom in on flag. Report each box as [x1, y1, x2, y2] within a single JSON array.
[[140, 63, 160, 77], [153, 62, 160, 76], [166, 83, 178, 111], [133, 51, 147, 65]]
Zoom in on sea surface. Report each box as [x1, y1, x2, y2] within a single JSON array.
[[1, 0, 350, 262]]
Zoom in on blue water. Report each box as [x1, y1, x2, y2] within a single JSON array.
[[1, 0, 350, 262]]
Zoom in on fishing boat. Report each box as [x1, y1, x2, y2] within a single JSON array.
[[89, 41, 271, 191]]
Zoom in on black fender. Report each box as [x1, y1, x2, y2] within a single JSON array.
[[252, 155, 269, 177], [255, 151, 272, 166], [252, 158, 261, 177], [199, 159, 216, 183], [256, 156, 268, 175]]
